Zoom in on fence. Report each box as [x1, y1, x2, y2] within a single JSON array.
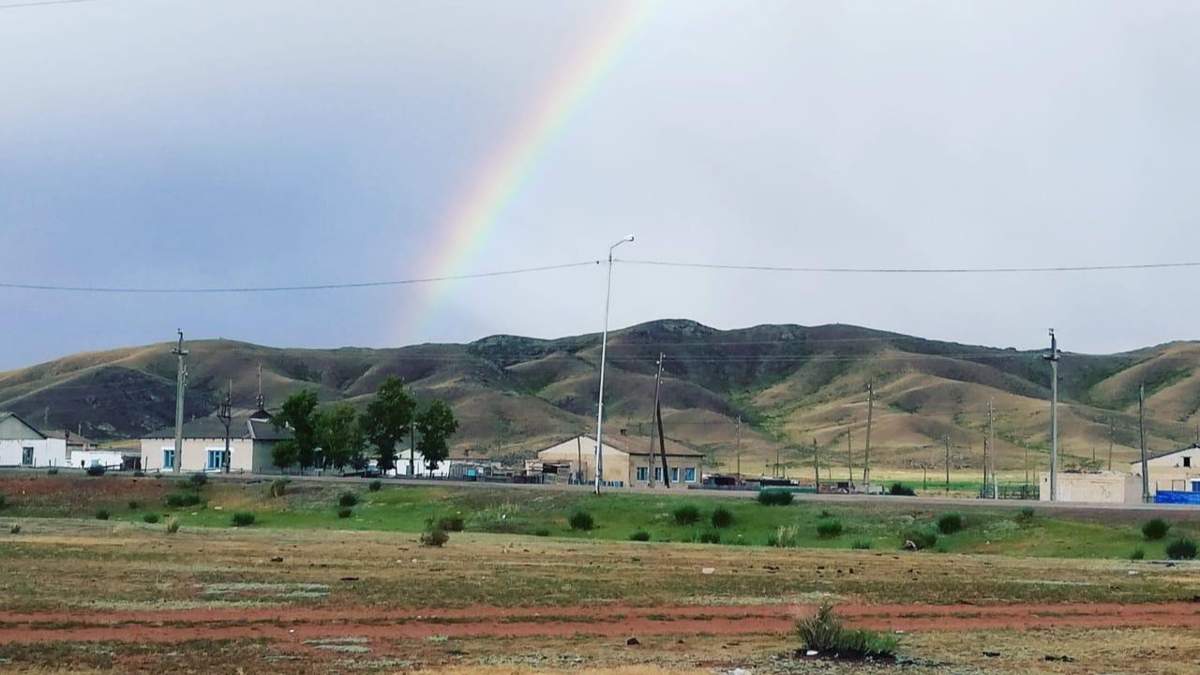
[[980, 483, 1039, 500]]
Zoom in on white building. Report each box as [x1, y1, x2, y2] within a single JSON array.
[[1130, 444, 1200, 495], [140, 413, 291, 473], [0, 412, 68, 468], [1040, 470, 1143, 504], [537, 435, 704, 488]]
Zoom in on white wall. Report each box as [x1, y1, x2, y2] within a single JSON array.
[[68, 450, 127, 468], [0, 438, 67, 467], [141, 438, 255, 472]]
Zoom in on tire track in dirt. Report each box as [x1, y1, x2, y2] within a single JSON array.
[[1, 602, 1199, 644]]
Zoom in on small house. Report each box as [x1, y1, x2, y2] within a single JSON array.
[[0, 412, 67, 468]]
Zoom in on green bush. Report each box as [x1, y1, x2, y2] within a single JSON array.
[[1142, 518, 1171, 541], [569, 511, 594, 531], [888, 482, 915, 496], [368, 480, 382, 492], [165, 517, 180, 534], [421, 526, 449, 547], [338, 492, 360, 508], [9, 524, 19, 534], [901, 527, 938, 551], [697, 530, 721, 544], [757, 489, 794, 506], [231, 512, 256, 527], [269, 479, 289, 498], [816, 519, 844, 538], [1167, 538, 1198, 560], [0, 494, 6, 509], [337, 507, 353, 519], [852, 539, 872, 550], [1016, 506, 1035, 524], [796, 603, 898, 659], [533, 528, 550, 537], [127, 500, 140, 510], [937, 513, 963, 535], [673, 504, 701, 525], [95, 509, 110, 520], [47, 468, 59, 475], [189, 472, 208, 488], [710, 506, 734, 528], [142, 513, 160, 524], [436, 516, 465, 532], [1130, 547, 1145, 561], [165, 492, 202, 508], [629, 530, 650, 541]]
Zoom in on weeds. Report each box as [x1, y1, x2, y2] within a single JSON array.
[[569, 511, 594, 531], [673, 504, 701, 525], [1016, 506, 1036, 524], [629, 530, 650, 541], [711, 506, 734, 528], [852, 539, 872, 550], [901, 527, 937, 551], [437, 516, 465, 532], [816, 519, 844, 538], [1130, 547, 1145, 561], [697, 530, 721, 544], [757, 490, 794, 506], [142, 513, 160, 524], [189, 473, 208, 488], [796, 603, 898, 659], [338, 492, 359, 508], [937, 513, 963, 535], [269, 479, 289, 498], [1142, 518, 1171, 541], [95, 509, 110, 520], [165, 517, 180, 534], [421, 522, 449, 547], [533, 528, 550, 537], [369, 480, 382, 492], [9, 524, 19, 534], [337, 507, 353, 519], [165, 493, 202, 508], [770, 525, 801, 548], [127, 500, 140, 510], [231, 512, 256, 527], [1167, 538, 1197, 560]]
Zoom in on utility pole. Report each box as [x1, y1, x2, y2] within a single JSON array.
[[1043, 329, 1061, 501], [575, 436, 583, 485], [981, 432, 989, 498], [846, 423, 853, 489], [218, 380, 232, 473], [408, 417, 416, 478], [735, 416, 742, 483], [863, 382, 873, 489], [1139, 384, 1149, 503], [648, 353, 664, 487], [989, 399, 997, 500], [1108, 418, 1114, 471], [944, 435, 951, 491], [171, 330, 188, 473], [256, 363, 265, 411], [812, 438, 820, 492], [593, 235, 635, 495]]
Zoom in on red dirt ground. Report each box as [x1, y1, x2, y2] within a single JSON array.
[[1, 601, 1199, 645]]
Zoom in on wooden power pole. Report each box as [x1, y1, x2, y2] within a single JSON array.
[[944, 435, 951, 491], [171, 330, 188, 473], [1044, 329, 1061, 501], [863, 382, 873, 489], [812, 437, 820, 492], [648, 353, 664, 487], [989, 399, 997, 500], [846, 423, 854, 489], [1139, 384, 1149, 502]]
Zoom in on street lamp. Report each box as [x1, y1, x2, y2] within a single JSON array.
[[594, 234, 635, 495]]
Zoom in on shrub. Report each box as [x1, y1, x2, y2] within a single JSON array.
[[86, 465, 106, 476], [711, 506, 734, 528], [231, 512, 256, 527], [369, 480, 382, 492], [888, 482, 915, 496], [128, 500, 140, 510], [697, 530, 721, 544], [189, 472, 208, 488], [796, 603, 898, 659], [673, 504, 701, 525], [269, 478, 289, 498], [1016, 506, 1036, 524], [47, 467, 59, 475], [569, 511, 594, 531], [166, 518, 180, 534], [852, 539, 872, 550], [1142, 518, 1171, 541], [436, 516, 465, 532], [95, 509, 110, 520], [421, 526, 449, 547], [629, 530, 650, 541], [9, 524, 19, 534], [1167, 538, 1198, 560], [816, 519, 844, 538], [143, 513, 160, 524], [533, 528, 550, 537], [901, 527, 938, 551], [337, 507, 353, 519], [1130, 547, 1145, 561], [165, 492, 202, 508], [0, 494, 8, 509], [757, 489, 794, 506], [771, 525, 801, 548], [819, 509, 833, 519], [338, 492, 359, 508], [937, 513, 964, 535]]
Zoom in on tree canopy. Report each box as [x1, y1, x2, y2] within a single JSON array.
[[361, 376, 416, 474], [272, 389, 319, 470], [316, 402, 364, 470], [416, 400, 459, 474]]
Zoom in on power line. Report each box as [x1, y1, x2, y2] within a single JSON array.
[[0, 0, 101, 10], [0, 260, 600, 294], [616, 258, 1200, 274]]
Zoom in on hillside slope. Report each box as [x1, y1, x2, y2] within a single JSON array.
[[1, 319, 1196, 474]]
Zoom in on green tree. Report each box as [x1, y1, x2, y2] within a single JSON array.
[[416, 400, 458, 476], [272, 389, 319, 470], [361, 376, 416, 475], [317, 403, 364, 470]]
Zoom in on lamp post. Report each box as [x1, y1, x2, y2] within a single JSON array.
[[594, 234, 635, 495]]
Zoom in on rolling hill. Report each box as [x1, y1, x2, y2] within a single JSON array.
[[2, 319, 1197, 475]]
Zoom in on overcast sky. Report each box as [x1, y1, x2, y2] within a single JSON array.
[[2, 0, 1198, 370]]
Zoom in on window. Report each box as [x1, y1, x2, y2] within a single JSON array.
[[670, 467, 679, 483], [636, 466, 648, 481], [162, 448, 176, 471], [21, 447, 34, 466], [1185, 456, 1192, 468], [684, 467, 696, 483], [654, 467, 662, 481], [207, 449, 223, 471]]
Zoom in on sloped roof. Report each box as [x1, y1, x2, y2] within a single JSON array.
[[0, 412, 46, 440], [1130, 444, 1200, 465], [249, 418, 292, 441], [144, 416, 250, 440]]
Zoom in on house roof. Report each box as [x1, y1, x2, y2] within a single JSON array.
[[249, 418, 292, 441], [0, 412, 46, 440], [1129, 444, 1200, 465], [44, 430, 96, 445], [145, 416, 294, 441], [536, 434, 705, 458]]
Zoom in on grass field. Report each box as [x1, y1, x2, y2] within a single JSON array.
[[4, 473, 1200, 672]]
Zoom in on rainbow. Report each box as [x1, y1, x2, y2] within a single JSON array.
[[406, 0, 658, 336]]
